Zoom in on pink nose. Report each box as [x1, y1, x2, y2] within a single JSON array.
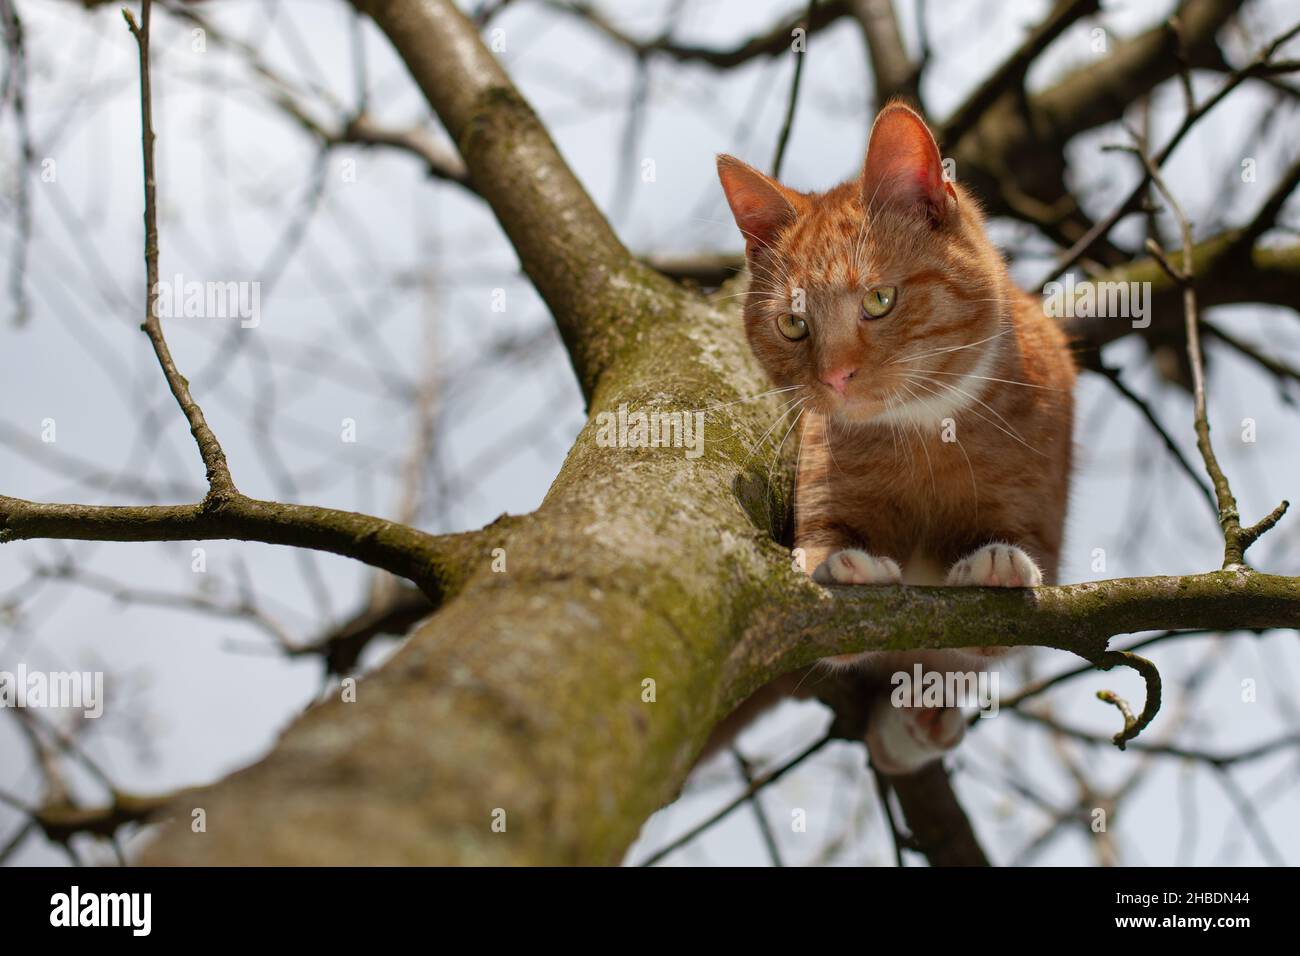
[[820, 366, 858, 395]]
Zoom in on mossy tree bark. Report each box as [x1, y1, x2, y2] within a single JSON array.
[[6, 0, 1293, 865], [129, 1, 1300, 865]]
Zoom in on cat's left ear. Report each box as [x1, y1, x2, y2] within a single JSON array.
[[861, 103, 956, 226]]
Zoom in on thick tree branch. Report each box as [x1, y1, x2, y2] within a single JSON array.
[[1042, 17, 1300, 284], [353, 0, 686, 402], [735, 570, 1300, 688], [41, 0, 1281, 869], [1066, 235, 1300, 350], [950, 0, 1242, 256], [889, 762, 989, 866], [847, 0, 920, 105], [1028, 0, 1241, 148], [939, 0, 1099, 145]]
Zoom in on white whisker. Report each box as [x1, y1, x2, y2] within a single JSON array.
[[767, 405, 806, 499], [822, 416, 846, 478], [904, 374, 1048, 458], [904, 372, 1025, 443], [898, 381, 937, 496], [889, 324, 1012, 367], [898, 367, 1060, 391], [743, 395, 808, 463], [692, 385, 804, 416], [952, 430, 980, 518]]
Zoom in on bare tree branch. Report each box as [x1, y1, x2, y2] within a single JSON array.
[[1043, 18, 1300, 285], [847, 0, 920, 105], [939, 0, 1099, 145], [546, 0, 851, 70], [1134, 134, 1290, 565], [0, 494, 519, 605], [125, 0, 237, 498], [354, 0, 687, 401]]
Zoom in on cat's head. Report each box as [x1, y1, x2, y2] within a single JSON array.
[[717, 103, 1008, 426]]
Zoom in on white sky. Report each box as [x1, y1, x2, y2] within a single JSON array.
[[1, 0, 1298, 866]]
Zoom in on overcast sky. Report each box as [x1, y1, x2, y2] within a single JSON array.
[[2, 0, 1298, 865]]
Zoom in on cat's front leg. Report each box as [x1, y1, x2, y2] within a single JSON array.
[[945, 542, 1041, 665], [810, 548, 902, 585], [806, 547, 901, 670], [866, 543, 1044, 776], [946, 542, 1042, 588]]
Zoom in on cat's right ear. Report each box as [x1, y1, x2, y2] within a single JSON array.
[[717, 155, 797, 255], [862, 103, 956, 226]]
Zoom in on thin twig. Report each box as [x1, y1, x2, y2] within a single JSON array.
[[125, 0, 238, 498], [0, 0, 33, 326], [730, 748, 785, 866], [771, 0, 816, 179], [1135, 141, 1290, 565], [970, 628, 1240, 725], [1201, 319, 1300, 391], [1091, 362, 1218, 519], [1095, 650, 1162, 749], [1013, 712, 1300, 767], [637, 733, 831, 866], [1040, 20, 1300, 288], [870, 767, 906, 867]]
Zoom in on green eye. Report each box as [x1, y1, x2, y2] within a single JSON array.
[[861, 286, 897, 319], [777, 313, 809, 341]]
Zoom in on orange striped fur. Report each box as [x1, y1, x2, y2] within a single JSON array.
[[713, 103, 1077, 775]]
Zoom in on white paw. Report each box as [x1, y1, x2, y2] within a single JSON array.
[[865, 699, 966, 776], [946, 543, 1041, 588], [812, 549, 902, 586]]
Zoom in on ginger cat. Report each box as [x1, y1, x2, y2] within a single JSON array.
[[715, 103, 1075, 774]]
